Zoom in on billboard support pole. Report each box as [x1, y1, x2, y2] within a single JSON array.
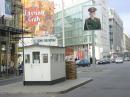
[[92, 0, 96, 65], [92, 30, 95, 65]]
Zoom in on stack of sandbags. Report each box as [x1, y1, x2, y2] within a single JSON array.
[[66, 61, 77, 80]]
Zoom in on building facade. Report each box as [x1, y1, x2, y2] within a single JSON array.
[[109, 8, 124, 55], [123, 33, 130, 52], [54, 0, 110, 60], [123, 33, 130, 58], [0, 0, 23, 76]]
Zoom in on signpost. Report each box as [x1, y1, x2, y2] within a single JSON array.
[[32, 35, 58, 46]]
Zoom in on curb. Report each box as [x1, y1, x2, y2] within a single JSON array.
[[46, 78, 93, 94]]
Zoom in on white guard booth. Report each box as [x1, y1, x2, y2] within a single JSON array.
[[23, 36, 66, 85]]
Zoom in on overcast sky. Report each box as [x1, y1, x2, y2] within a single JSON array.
[[107, 0, 130, 35]]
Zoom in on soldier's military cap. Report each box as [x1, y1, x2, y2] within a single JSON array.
[[88, 7, 97, 13]]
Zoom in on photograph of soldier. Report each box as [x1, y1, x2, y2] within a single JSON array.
[[84, 7, 101, 30]]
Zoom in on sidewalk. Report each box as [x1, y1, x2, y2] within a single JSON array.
[[0, 65, 110, 94], [0, 75, 19, 80], [0, 77, 92, 94]]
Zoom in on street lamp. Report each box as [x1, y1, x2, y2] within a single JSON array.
[[61, 0, 65, 47], [21, 1, 24, 78], [91, 0, 96, 65]]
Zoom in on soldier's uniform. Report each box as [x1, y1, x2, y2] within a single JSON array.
[[84, 7, 101, 30], [84, 17, 101, 30]]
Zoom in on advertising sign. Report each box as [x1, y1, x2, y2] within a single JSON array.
[[32, 35, 58, 46], [22, 0, 54, 36], [76, 50, 85, 60], [65, 47, 74, 56], [83, 6, 102, 31]]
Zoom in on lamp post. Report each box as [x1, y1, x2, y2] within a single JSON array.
[[61, 0, 65, 47], [21, 1, 25, 79], [92, 0, 96, 65]]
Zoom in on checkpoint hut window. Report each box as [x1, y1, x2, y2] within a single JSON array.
[[55, 54, 58, 62], [25, 54, 30, 63], [43, 54, 48, 63], [32, 52, 40, 63]]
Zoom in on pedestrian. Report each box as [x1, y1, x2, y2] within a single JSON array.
[[1, 65, 4, 76], [90, 57, 92, 65], [18, 64, 23, 75], [3, 65, 6, 74], [84, 7, 101, 30]]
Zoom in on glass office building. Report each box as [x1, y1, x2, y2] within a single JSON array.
[[54, 0, 110, 59]]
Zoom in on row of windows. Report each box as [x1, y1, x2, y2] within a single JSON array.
[[52, 54, 64, 63], [55, 6, 81, 20], [25, 52, 48, 64], [55, 15, 82, 29], [60, 35, 92, 46], [25, 52, 65, 64]]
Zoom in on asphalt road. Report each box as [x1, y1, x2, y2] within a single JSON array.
[[58, 62, 130, 97]]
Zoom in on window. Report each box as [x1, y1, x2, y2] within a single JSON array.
[[59, 54, 62, 62], [51, 54, 54, 62], [43, 54, 48, 63], [55, 54, 58, 62], [25, 54, 30, 63], [32, 52, 40, 63], [60, 54, 65, 61], [109, 25, 112, 28], [89, 36, 92, 43], [53, 54, 59, 62]]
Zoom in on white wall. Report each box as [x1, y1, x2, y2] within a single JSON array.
[[24, 46, 51, 81], [50, 47, 65, 80], [24, 46, 65, 81]]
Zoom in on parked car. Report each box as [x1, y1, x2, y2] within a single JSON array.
[[75, 60, 80, 64], [97, 58, 110, 65], [76, 59, 90, 67], [105, 58, 111, 64], [115, 57, 123, 63], [110, 58, 115, 63], [124, 57, 130, 61]]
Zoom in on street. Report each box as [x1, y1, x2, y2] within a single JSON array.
[[58, 62, 130, 97], [0, 62, 130, 97]]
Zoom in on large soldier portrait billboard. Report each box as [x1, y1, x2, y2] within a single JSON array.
[[21, 0, 54, 36], [83, 6, 102, 31]]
